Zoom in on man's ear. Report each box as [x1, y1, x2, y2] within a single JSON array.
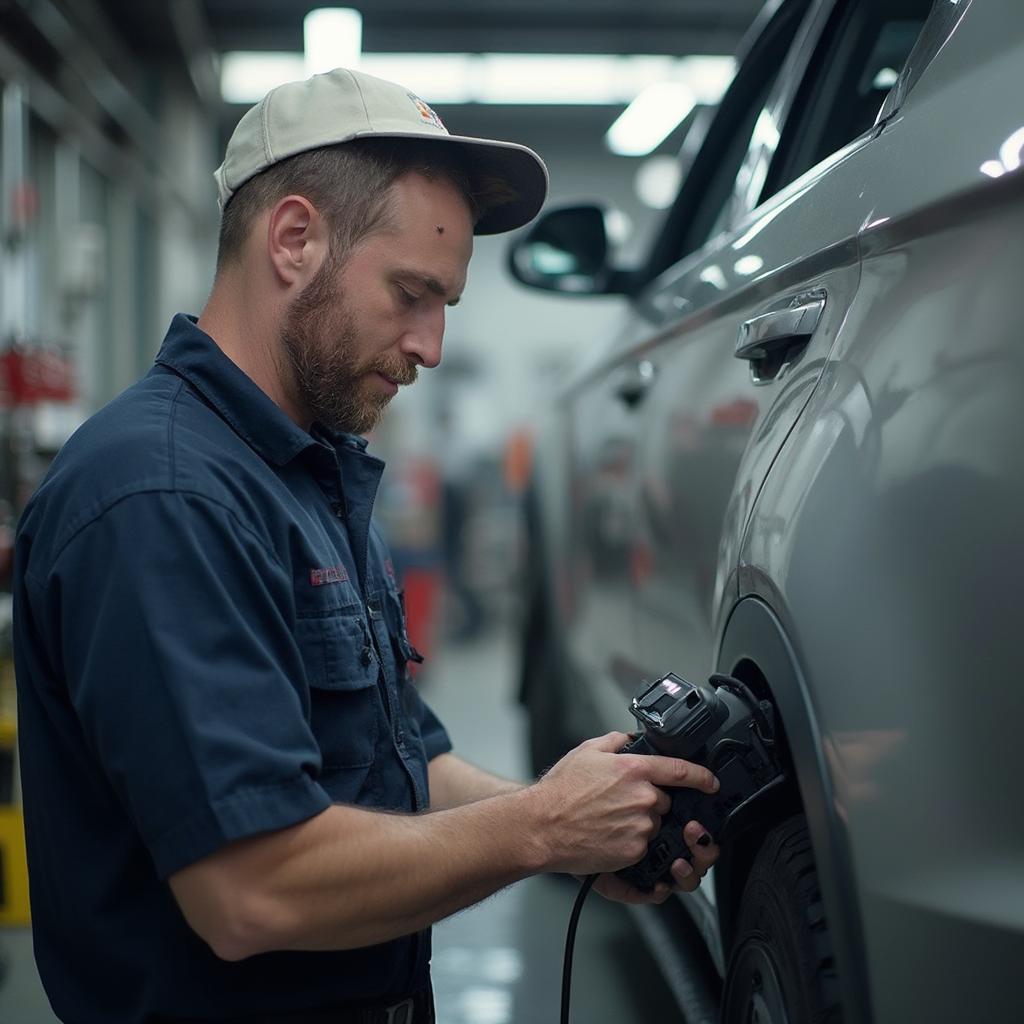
[[266, 195, 329, 288]]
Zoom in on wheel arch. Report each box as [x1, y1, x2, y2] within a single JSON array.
[[715, 596, 874, 1024]]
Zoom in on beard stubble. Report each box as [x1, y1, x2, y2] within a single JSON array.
[[279, 255, 418, 436]]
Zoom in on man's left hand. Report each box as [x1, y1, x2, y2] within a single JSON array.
[[591, 819, 720, 905]]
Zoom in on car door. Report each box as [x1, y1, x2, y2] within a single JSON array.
[[629, 0, 934, 692]]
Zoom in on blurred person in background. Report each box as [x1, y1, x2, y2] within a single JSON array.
[[12, 68, 719, 1023], [436, 402, 487, 641]]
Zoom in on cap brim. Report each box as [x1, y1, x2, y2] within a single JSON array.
[[351, 130, 548, 235]]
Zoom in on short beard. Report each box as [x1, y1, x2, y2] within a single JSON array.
[[279, 254, 416, 436]]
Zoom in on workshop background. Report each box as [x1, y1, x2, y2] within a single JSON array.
[[0, 1, 759, 1020]]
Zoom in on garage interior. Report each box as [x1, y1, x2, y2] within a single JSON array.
[[0, 1, 764, 1022]]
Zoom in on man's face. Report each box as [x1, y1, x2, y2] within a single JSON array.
[[280, 170, 473, 435]]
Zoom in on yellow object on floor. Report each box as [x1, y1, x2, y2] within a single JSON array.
[[0, 804, 29, 925]]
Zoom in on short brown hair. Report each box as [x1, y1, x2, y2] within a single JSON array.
[[215, 138, 484, 272]]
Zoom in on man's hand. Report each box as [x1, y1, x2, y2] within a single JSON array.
[[591, 820, 720, 905], [529, 732, 719, 878]]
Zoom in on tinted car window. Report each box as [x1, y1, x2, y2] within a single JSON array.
[[643, 0, 811, 280], [761, 0, 934, 200]]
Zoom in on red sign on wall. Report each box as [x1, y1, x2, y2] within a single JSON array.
[[0, 348, 76, 406]]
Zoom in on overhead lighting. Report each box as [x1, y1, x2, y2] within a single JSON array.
[[219, 51, 734, 109], [634, 155, 682, 209], [606, 82, 695, 156], [220, 52, 304, 104], [304, 8, 363, 76], [478, 55, 625, 104], [361, 54, 472, 103]]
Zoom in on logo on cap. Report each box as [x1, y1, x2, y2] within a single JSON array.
[[408, 93, 446, 131]]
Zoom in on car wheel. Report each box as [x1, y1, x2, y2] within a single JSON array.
[[721, 815, 842, 1024]]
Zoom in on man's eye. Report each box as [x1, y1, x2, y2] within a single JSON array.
[[397, 286, 419, 306]]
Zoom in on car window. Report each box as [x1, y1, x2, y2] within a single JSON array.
[[643, 0, 812, 281], [760, 0, 934, 201]]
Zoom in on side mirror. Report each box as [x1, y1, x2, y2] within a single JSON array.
[[507, 204, 628, 295]]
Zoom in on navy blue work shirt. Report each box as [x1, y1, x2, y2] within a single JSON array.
[[13, 314, 452, 1022]]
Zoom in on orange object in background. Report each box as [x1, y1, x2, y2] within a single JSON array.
[[503, 427, 533, 495]]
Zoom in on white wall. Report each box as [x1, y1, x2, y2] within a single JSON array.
[[387, 117, 660, 461]]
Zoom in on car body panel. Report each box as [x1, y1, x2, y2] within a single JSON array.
[[737, 6, 1024, 1017], [516, 0, 1024, 1018], [740, 179, 1024, 1021]]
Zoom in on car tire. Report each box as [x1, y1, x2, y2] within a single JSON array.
[[721, 815, 842, 1024]]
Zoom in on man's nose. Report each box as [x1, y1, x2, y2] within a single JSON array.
[[401, 312, 444, 369]]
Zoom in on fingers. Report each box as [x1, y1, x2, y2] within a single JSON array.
[[592, 872, 674, 906], [669, 820, 720, 892], [582, 731, 635, 753], [628, 753, 720, 794]]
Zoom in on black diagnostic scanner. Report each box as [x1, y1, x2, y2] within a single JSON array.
[[616, 672, 786, 891]]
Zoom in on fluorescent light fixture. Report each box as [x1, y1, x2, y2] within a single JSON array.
[[219, 51, 735, 109], [606, 82, 695, 156], [362, 54, 472, 103], [681, 56, 738, 104], [304, 8, 362, 76], [980, 160, 1005, 179], [220, 51, 304, 104], [634, 155, 682, 209], [480, 55, 624, 104]]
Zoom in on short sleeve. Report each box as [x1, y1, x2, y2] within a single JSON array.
[[410, 693, 452, 762], [34, 490, 331, 878]]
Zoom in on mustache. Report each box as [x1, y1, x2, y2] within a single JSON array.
[[371, 355, 418, 387]]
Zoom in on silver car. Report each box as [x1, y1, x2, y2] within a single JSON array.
[[509, 0, 1024, 1020]]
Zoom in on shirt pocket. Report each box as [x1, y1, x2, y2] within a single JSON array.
[[296, 606, 379, 770], [383, 585, 424, 670]]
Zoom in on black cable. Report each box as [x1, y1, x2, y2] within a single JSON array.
[[561, 874, 598, 1024]]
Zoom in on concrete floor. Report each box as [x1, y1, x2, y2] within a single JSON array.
[[0, 620, 682, 1023], [423, 624, 682, 1024]]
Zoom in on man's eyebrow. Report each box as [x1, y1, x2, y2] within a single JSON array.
[[402, 271, 462, 306]]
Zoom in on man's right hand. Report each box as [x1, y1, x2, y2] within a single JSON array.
[[527, 731, 720, 877]]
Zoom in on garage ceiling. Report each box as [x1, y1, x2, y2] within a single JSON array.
[[111, 0, 763, 59], [1, 0, 764, 168]]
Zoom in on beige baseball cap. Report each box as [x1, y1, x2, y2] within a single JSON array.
[[214, 66, 549, 235]]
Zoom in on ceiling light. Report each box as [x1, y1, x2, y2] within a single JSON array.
[[361, 54, 472, 103], [218, 52, 734, 109], [220, 52, 304, 104], [634, 155, 682, 209], [479, 55, 624, 104], [606, 82, 695, 156], [304, 8, 363, 76]]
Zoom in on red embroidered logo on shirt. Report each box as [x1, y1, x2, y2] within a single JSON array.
[[309, 565, 349, 587]]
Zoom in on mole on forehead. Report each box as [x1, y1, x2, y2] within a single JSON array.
[[435, 224, 445, 234]]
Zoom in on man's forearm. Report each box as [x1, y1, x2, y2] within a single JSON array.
[[428, 751, 525, 809], [170, 789, 548, 960], [169, 733, 721, 961]]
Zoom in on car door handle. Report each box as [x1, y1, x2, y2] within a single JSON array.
[[615, 359, 657, 407], [735, 290, 826, 384]]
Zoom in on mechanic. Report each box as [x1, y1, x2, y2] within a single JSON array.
[[12, 67, 720, 1023]]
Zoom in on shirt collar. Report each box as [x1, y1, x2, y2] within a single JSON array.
[[153, 314, 360, 467]]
